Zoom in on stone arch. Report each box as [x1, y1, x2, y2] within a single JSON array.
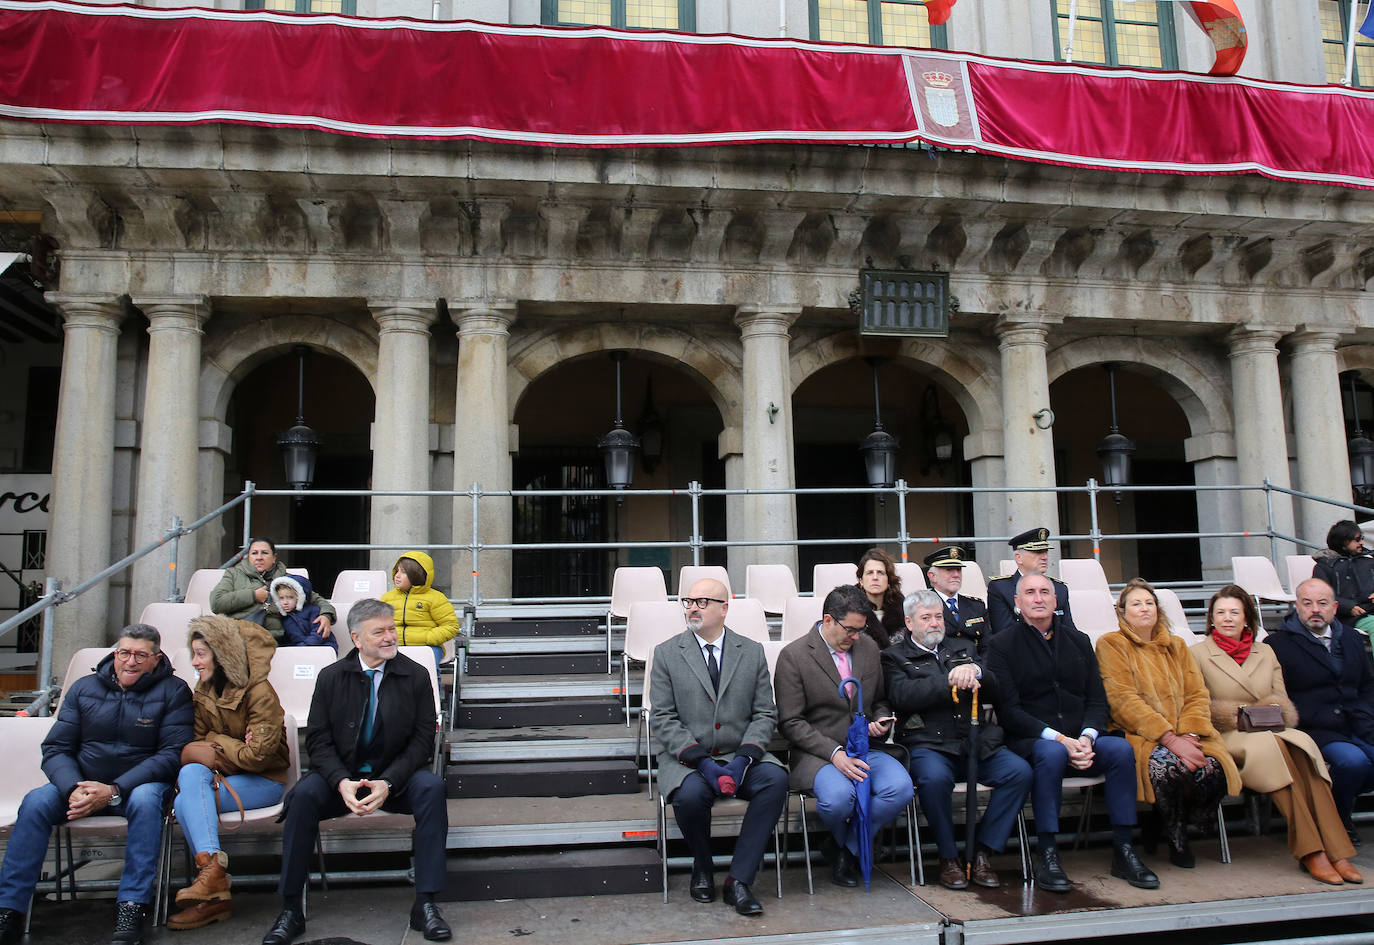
[[1046, 335, 1232, 439], [788, 331, 1003, 442], [1336, 345, 1374, 375], [199, 314, 379, 422], [508, 322, 742, 432]]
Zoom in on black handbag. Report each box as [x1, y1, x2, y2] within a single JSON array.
[[1237, 704, 1285, 732]]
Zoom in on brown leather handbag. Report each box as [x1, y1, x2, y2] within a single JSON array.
[[1237, 705, 1285, 732], [179, 741, 245, 827]]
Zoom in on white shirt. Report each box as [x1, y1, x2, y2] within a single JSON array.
[[693, 631, 723, 672]]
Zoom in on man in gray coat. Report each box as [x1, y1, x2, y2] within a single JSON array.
[[650, 578, 787, 916]]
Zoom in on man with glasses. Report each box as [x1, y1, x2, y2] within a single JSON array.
[[0, 624, 193, 945], [650, 578, 787, 916], [775, 584, 911, 888]]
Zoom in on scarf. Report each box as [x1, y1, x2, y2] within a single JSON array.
[[1211, 627, 1253, 665]]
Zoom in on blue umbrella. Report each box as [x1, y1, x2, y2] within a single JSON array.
[[838, 675, 873, 890]]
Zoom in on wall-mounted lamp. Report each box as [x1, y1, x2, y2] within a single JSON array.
[[1096, 363, 1136, 504], [598, 350, 640, 493], [767, 402, 780, 425], [276, 345, 320, 501], [859, 357, 900, 495]]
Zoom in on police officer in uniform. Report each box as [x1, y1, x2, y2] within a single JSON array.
[[985, 528, 1074, 637], [924, 546, 990, 657]]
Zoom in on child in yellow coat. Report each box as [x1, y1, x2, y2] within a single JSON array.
[[379, 550, 460, 663]]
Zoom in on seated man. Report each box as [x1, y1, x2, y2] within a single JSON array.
[[0, 624, 193, 945], [775, 584, 913, 888], [986, 574, 1158, 892], [1268, 577, 1374, 846], [985, 528, 1074, 637], [924, 546, 990, 656], [651, 578, 788, 916], [263, 598, 451, 945], [882, 589, 1031, 890]]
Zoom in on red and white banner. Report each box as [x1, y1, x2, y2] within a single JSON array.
[[1, 1, 1373, 189]]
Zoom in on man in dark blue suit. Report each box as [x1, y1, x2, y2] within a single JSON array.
[[985, 527, 1074, 637], [923, 546, 990, 656]]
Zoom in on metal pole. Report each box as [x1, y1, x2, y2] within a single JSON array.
[[1264, 478, 1279, 565], [689, 480, 702, 567], [895, 478, 910, 562], [1346, 0, 1364, 86], [1065, 0, 1078, 62], [37, 577, 58, 717], [1087, 477, 1102, 562], [469, 481, 482, 607], [242, 480, 255, 552], [167, 515, 183, 601]]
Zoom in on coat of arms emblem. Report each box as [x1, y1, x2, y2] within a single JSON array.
[[922, 71, 959, 127]]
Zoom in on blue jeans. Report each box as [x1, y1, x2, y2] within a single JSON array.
[[0, 780, 170, 910], [812, 751, 914, 857], [1320, 737, 1374, 825], [909, 745, 1032, 859], [1029, 735, 1137, 834], [173, 764, 284, 856]]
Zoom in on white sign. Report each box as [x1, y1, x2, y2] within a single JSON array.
[[0, 474, 51, 532], [353, 580, 370, 592], [293, 664, 317, 679]]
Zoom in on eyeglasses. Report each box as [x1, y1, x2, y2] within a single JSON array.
[[114, 648, 157, 664], [835, 622, 866, 636], [681, 597, 725, 610]]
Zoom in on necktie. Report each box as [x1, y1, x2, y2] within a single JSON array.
[[705, 644, 720, 692], [836, 650, 855, 699], [948, 598, 959, 622], [360, 668, 380, 747]]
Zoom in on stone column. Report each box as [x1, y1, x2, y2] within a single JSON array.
[[1228, 326, 1295, 555], [369, 300, 438, 570], [128, 297, 209, 613], [1287, 329, 1352, 540], [1187, 433, 1241, 582], [45, 294, 125, 667], [451, 304, 516, 603], [963, 430, 1006, 574], [995, 318, 1061, 539], [734, 305, 800, 577]]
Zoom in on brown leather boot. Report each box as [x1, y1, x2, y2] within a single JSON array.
[[167, 899, 232, 930], [175, 851, 231, 904], [1301, 851, 1343, 885]]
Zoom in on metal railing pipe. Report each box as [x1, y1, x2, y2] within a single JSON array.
[[36, 576, 58, 716], [1087, 477, 1102, 561]]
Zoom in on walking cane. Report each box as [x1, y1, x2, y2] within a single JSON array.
[[952, 685, 981, 878]]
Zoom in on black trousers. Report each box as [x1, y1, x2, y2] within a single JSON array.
[[669, 762, 787, 885], [278, 770, 449, 896]]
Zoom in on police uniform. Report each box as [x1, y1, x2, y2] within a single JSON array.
[[923, 546, 991, 656], [984, 528, 1074, 637]]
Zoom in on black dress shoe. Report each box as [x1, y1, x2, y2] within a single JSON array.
[[1348, 825, 1364, 849], [409, 901, 452, 942], [690, 866, 716, 903], [1111, 842, 1160, 889], [1033, 847, 1072, 893], [110, 900, 147, 945], [261, 906, 306, 945], [0, 909, 24, 945], [723, 879, 763, 916], [831, 848, 860, 888], [1168, 841, 1195, 869]]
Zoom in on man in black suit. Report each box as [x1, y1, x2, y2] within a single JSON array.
[[924, 546, 990, 655], [986, 574, 1156, 893], [262, 598, 450, 945], [985, 527, 1074, 636]]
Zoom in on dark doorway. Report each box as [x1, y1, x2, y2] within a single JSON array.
[[794, 442, 870, 591], [512, 449, 607, 598], [1133, 459, 1202, 582]]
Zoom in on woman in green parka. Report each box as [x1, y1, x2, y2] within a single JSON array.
[[208, 537, 335, 642]]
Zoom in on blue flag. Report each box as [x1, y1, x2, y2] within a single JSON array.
[[1361, 2, 1374, 41]]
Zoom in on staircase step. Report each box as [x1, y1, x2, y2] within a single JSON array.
[[446, 760, 639, 798], [459, 674, 636, 700], [466, 653, 609, 676], [472, 618, 601, 637], [447, 724, 639, 762], [467, 634, 618, 655], [439, 847, 660, 901], [457, 699, 624, 728]]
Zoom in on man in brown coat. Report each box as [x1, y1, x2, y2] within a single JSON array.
[[774, 584, 912, 887]]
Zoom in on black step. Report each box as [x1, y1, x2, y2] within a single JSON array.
[[445, 760, 639, 798], [457, 699, 622, 728], [472, 618, 600, 637], [439, 847, 660, 901], [465, 653, 608, 676]]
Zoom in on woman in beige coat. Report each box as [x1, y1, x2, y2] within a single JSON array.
[[1190, 584, 1361, 886]]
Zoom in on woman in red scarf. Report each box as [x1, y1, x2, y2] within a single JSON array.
[[1191, 584, 1360, 885]]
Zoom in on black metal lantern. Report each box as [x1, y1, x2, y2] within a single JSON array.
[[1096, 363, 1135, 502], [276, 346, 320, 496], [859, 357, 900, 492], [1347, 372, 1374, 504], [598, 351, 640, 491]]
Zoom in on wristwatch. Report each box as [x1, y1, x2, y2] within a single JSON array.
[[108, 784, 122, 807]]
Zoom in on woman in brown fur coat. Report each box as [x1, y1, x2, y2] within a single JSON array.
[[169, 615, 290, 930], [1096, 578, 1240, 869]]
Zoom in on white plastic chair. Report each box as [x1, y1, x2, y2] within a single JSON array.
[[268, 646, 340, 723], [170, 649, 200, 689], [1232, 556, 1296, 603], [55, 647, 114, 712], [0, 717, 57, 828], [332, 602, 355, 659], [745, 564, 798, 615], [183, 569, 225, 612], [762, 640, 785, 683], [893, 561, 927, 592], [677, 565, 732, 600], [999, 559, 1017, 579], [959, 560, 988, 602], [330, 570, 389, 603], [1284, 555, 1316, 596], [219, 714, 301, 827], [397, 645, 444, 773], [1070, 588, 1120, 641], [1059, 559, 1111, 595], [811, 563, 856, 599], [286, 567, 309, 579], [609, 567, 670, 674], [621, 601, 687, 728], [724, 598, 770, 644], [1156, 587, 1195, 635], [138, 602, 204, 657], [781, 596, 823, 643]]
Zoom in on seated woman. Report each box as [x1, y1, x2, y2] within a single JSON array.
[[1096, 578, 1240, 868], [1313, 519, 1374, 632], [169, 615, 290, 930], [1191, 584, 1362, 885], [855, 548, 905, 649], [380, 550, 460, 663], [208, 537, 335, 643]]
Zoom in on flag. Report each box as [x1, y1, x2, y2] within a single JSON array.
[[926, 0, 957, 26], [1177, 1, 1247, 76], [1361, 2, 1374, 42]]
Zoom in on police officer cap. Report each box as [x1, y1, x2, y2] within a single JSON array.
[[923, 546, 967, 569], [1009, 527, 1052, 552]]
